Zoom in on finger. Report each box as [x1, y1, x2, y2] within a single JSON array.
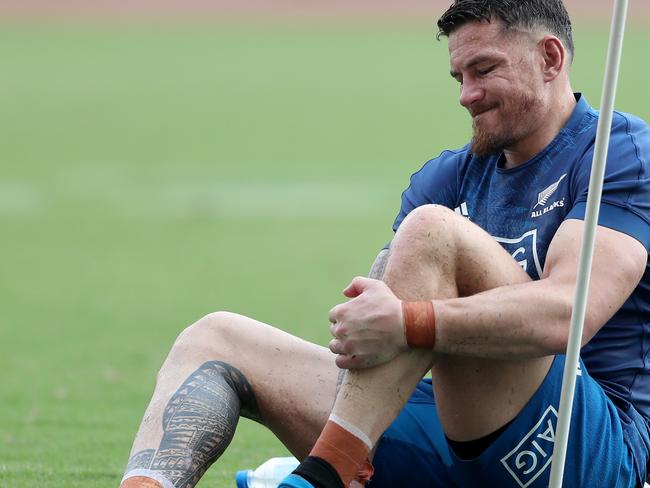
[[335, 354, 355, 369], [328, 304, 341, 324], [329, 339, 346, 355], [342, 276, 374, 298], [330, 322, 347, 339], [336, 353, 365, 370]]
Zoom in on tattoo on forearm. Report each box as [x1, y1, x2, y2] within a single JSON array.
[[125, 361, 259, 487]]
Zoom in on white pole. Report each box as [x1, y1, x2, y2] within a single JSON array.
[[548, 0, 629, 486]]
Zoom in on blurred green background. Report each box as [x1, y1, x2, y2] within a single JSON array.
[[1, 2, 649, 486]]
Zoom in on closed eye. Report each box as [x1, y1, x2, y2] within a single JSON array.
[[477, 65, 496, 76]]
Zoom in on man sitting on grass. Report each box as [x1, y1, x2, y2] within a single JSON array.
[[120, 1, 650, 487]]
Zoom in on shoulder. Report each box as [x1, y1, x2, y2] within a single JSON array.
[[566, 109, 650, 250], [612, 110, 650, 134], [569, 107, 650, 180], [393, 145, 472, 231], [610, 110, 650, 163], [407, 145, 471, 189], [564, 95, 649, 161]]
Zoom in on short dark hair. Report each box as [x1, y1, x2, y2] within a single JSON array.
[[437, 0, 574, 60]]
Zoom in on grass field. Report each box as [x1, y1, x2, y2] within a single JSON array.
[[1, 16, 649, 487]]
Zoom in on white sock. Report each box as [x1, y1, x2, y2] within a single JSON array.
[[329, 413, 373, 450]]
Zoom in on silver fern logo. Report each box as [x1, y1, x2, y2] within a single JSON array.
[[533, 174, 567, 209]]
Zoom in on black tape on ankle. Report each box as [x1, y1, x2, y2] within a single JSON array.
[[293, 456, 345, 488]]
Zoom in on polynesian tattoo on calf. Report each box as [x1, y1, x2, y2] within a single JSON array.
[[126, 361, 259, 487], [125, 448, 155, 472]]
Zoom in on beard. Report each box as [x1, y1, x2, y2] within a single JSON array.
[[470, 90, 542, 157]]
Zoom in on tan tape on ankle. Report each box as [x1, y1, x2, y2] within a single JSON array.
[[310, 420, 371, 487], [354, 459, 375, 484], [402, 301, 436, 348], [119, 476, 164, 488]]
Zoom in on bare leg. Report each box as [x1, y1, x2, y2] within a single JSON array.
[[121, 312, 339, 486], [329, 204, 553, 461]]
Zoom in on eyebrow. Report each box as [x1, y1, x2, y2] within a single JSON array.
[[449, 54, 499, 79]]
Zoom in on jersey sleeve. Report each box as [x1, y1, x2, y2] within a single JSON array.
[[391, 149, 464, 233], [566, 112, 650, 250]]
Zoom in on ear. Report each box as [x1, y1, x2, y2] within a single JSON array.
[[538, 35, 566, 82]]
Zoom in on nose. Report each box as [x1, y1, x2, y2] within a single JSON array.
[[459, 79, 484, 110]]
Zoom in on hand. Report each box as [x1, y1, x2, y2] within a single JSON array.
[[328, 277, 406, 369]]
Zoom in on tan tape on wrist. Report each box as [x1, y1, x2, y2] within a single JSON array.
[[402, 301, 436, 348]]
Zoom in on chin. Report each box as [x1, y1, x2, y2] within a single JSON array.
[[470, 128, 511, 157]]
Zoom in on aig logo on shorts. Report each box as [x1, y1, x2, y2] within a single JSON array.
[[500, 405, 558, 488]]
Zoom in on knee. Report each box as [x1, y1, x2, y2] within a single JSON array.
[[392, 204, 458, 254], [153, 312, 243, 385], [400, 204, 456, 233], [168, 311, 245, 362]]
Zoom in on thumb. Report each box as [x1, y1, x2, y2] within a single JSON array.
[[342, 276, 376, 298]]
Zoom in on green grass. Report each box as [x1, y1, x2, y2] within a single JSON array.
[[0, 18, 649, 487]]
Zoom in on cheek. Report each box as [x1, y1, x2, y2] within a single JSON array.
[[485, 78, 514, 103], [515, 71, 543, 95]]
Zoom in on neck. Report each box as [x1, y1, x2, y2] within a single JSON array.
[[502, 89, 576, 169]]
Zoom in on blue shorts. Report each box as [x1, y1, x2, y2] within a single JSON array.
[[369, 356, 650, 488]]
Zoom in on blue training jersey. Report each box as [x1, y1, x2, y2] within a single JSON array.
[[392, 94, 650, 424]]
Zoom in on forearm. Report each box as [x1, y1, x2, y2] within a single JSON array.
[[426, 221, 645, 360], [433, 279, 573, 358]]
